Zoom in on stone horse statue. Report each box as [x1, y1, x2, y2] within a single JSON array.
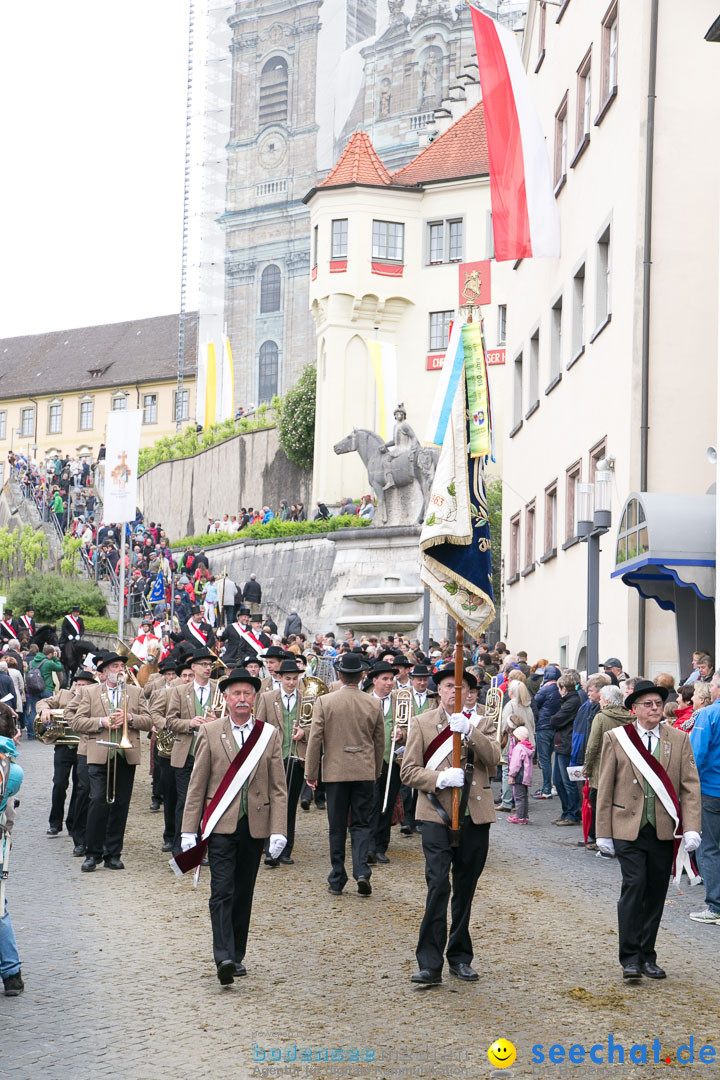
[[334, 428, 438, 526]]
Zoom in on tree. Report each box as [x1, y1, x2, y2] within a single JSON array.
[[278, 362, 316, 471]]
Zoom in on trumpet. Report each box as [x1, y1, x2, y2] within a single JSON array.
[[484, 682, 505, 764], [97, 672, 133, 804], [381, 688, 413, 814]]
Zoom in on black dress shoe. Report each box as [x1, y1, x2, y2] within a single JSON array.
[[161, 842, 173, 852], [327, 885, 344, 895], [46, 826, 60, 836], [278, 854, 294, 865], [264, 856, 279, 868], [357, 877, 372, 896], [315, 799, 326, 810], [234, 962, 247, 977], [641, 961, 666, 979], [400, 824, 413, 835], [104, 856, 125, 870], [217, 960, 235, 986], [367, 852, 378, 865], [149, 799, 161, 813], [81, 856, 100, 872], [622, 963, 643, 979], [449, 963, 479, 981], [72, 845, 85, 857], [300, 799, 310, 811], [411, 969, 442, 985], [374, 852, 390, 864]]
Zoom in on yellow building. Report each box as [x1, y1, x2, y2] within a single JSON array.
[[0, 313, 197, 477]]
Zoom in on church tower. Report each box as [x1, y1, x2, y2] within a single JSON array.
[[224, 1, 322, 407]]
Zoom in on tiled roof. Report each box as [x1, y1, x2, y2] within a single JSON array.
[[318, 131, 393, 189], [0, 313, 198, 400], [391, 102, 489, 186]]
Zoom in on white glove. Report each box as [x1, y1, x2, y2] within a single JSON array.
[[597, 838, 615, 857], [449, 713, 472, 736], [683, 830, 701, 853], [180, 833, 196, 852], [268, 834, 286, 860], [436, 767, 465, 790]]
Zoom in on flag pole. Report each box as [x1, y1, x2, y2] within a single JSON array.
[[450, 620, 464, 844]]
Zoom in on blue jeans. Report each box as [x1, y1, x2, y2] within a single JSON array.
[[698, 793, 720, 914], [535, 729, 554, 794], [553, 752, 581, 821], [25, 691, 49, 738], [0, 900, 21, 979]]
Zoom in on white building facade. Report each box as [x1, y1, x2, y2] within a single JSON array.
[[501, 0, 719, 677]]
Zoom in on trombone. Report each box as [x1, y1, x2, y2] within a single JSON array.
[[381, 688, 412, 814], [97, 672, 133, 804]]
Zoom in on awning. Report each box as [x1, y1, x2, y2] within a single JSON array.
[[610, 492, 715, 610]]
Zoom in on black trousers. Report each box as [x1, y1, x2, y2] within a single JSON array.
[[324, 780, 375, 890], [72, 753, 90, 849], [370, 760, 402, 854], [49, 744, 78, 831], [151, 743, 163, 800], [155, 755, 177, 844], [301, 776, 325, 806], [416, 818, 490, 972], [85, 757, 136, 859], [173, 757, 195, 856], [283, 757, 305, 856], [401, 783, 418, 828], [588, 786, 598, 842], [614, 824, 674, 967], [207, 816, 264, 967]]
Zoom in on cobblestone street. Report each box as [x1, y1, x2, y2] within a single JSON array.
[[4, 740, 720, 1080]]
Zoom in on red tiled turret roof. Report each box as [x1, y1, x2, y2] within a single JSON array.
[[318, 130, 393, 189], [391, 102, 489, 186]]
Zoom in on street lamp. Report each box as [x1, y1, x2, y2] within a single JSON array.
[[578, 458, 615, 674]]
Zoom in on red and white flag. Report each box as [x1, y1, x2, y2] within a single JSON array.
[[470, 7, 560, 261]]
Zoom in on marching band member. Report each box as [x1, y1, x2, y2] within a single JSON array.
[[255, 659, 307, 866], [400, 667, 500, 985], [258, 646, 287, 694], [64, 658, 107, 857], [394, 655, 413, 689], [305, 653, 385, 897], [147, 658, 179, 851], [163, 649, 219, 858], [177, 667, 287, 985], [367, 662, 407, 865], [70, 653, 152, 872], [40, 669, 96, 840]]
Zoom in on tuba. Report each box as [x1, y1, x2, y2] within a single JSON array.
[[155, 724, 176, 758], [33, 711, 80, 746], [298, 675, 329, 727]]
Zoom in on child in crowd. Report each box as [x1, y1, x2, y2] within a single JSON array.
[[507, 725, 534, 825]]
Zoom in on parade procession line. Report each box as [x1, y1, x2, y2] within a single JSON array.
[[4, 740, 719, 1080]]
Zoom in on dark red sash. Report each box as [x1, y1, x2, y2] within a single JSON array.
[[423, 725, 453, 767]]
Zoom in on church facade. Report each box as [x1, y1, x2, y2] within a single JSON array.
[[222, 0, 487, 409]]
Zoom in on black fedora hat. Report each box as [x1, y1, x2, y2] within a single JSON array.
[[158, 658, 177, 674], [336, 653, 364, 675], [371, 660, 398, 677], [278, 658, 303, 674], [625, 679, 669, 711], [433, 666, 478, 691], [190, 648, 215, 664], [241, 654, 261, 667], [409, 664, 433, 678], [74, 669, 97, 683], [393, 655, 413, 668], [219, 667, 262, 693], [262, 646, 286, 660], [96, 652, 126, 671]]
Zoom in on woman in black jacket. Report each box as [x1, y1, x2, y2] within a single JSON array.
[[551, 674, 582, 825]]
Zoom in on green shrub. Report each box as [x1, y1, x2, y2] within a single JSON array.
[[4, 573, 106, 622], [278, 362, 316, 470], [83, 616, 119, 635], [0, 525, 49, 577], [172, 515, 369, 550], [138, 407, 280, 475]]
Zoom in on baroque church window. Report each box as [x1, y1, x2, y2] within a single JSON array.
[[259, 57, 289, 126], [260, 264, 281, 313], [258, 341, 279, 403]]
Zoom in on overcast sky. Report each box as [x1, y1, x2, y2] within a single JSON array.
[[0, 2, 189, 339]]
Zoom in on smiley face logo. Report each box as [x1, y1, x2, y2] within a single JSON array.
[[488, 1039, 517, 1069]]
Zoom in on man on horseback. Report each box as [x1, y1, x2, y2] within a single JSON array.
[[379, 404, 421, 490]]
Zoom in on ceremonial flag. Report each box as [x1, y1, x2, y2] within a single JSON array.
[[205, 341, 218, 429], [470, 6, 560, 261], [103, 410, 142, 524], [367, 339, 398, 440], [424, 321, 465, 449], [220, 335, 235, 422], [420, 375, 495, 637], [462, 322, 491, 459], [148, 572, 165, 604]]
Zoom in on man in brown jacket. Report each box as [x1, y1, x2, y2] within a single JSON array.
[[39, 668, 96, 842], [400, 667, 500, 985], [70, 653, 152, 872], [596, 680, 701, 980], [305, 653, 385, 896], [180, 667, 287, 985]]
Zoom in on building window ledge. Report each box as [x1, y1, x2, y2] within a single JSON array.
[[535, 50, 546, 74], [509, 419, 523, 439], [371, 260, 404, 278], [525, 399, 540, 421], [594, 86, 618, 127], [539, 548, 557, 564], [506, 573, 520, 586], [562, 535, 581, 551], [521, 564, 536, 578], [554, 175, 567, 199], [329, 259, 347, 273], [545, 373, 562, 396], [570, 133, 590, 169], [567, 345, 585, 371], [590, 312, 612, 343]]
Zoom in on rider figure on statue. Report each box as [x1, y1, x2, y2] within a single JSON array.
[[380, 405, 421, 490]]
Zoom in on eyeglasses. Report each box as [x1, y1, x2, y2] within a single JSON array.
[[635, 700, 663, 709]]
